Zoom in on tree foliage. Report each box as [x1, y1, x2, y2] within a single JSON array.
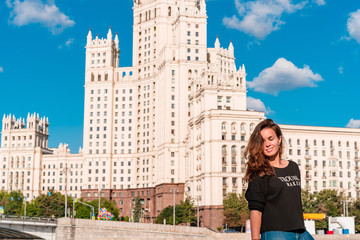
[[223, 193, 249, 230], [350, 199, 360, 232], [0, 190, 119, 221], [133, 197, 142, 222], [155, 197, 197, 225], [302, 189, 344, 229], [0, 190, 24, 216]]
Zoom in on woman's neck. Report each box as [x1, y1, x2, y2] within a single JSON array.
[[268, 154, 281, 167]]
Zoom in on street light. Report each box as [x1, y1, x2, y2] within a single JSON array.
[[197, 196, 200, 227], [98, 186, 101, 219], [170, 187, 178, 226], [61, 163, 71, 217]]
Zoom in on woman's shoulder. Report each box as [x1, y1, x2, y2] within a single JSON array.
[[286, 160, 301, 172], [249, 172, 271, 183]]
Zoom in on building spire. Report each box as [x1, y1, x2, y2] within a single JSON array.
[[114, 32, 119, 46], [229, 40, 234, 55], [107, 26, 113, 40], [87, 28, 92, 43], [215, 35, 220, 49]]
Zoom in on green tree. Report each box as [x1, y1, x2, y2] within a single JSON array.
[[177, 197, 196, 225], [223, 193, 249, 231], [34, 190, 66, 217], [133, 197, 143, 222], [100, 198, 119, 221], [5, 191, 24, 216], [301, 190, 316, 213], [312, 189, 343, 229], [350, 199, 360, 232], [155, 197, 197, 225], [73, 198, 97, 219], [24, 200, 40, 217], [156, 205, 173, 224]]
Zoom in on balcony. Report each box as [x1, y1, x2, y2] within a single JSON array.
[[305, 155, 311, 160], [222, 161, 227, 166], [305, 175, 312, 180], [355, 157, 359, 162], [356, 177, 360, 182], [232, 183, 238, 188], [231, 161, 237, 166], [223, 182, 228, 187], [355, 166, 360, 172], [356, 186, 360, 191], [305, 164, 312, 170]]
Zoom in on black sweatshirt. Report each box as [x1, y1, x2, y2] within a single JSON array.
[[245, 160, 305, 233]]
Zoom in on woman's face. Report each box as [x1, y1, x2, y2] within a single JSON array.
[[260, 127, 281, 160]]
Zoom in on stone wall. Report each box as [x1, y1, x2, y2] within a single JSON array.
[[55, 218, 360, 240]]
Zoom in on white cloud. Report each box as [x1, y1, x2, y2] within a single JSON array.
[[247, 97, 273, 114], [313, 0, 325, 6], [7, 0, 75, 34], [223, 0, 306, 39], [247, 58, 323, 95], [0, 67, 3, 73], [347, 9, 360, 44], [338, 66, 343, 74], [65, 38, 74, 47], [346, 118, 360, 128], [5, 0, 12, 7]]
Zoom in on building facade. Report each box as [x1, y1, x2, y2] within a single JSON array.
[[1, 0, 360, 230]]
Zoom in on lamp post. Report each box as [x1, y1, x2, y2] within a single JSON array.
[[170, 187, 178, 226], [197, 197, 200, 227], [98, 186, 101, 219], [24, 197, 27, 219], [61, 163, 71, 217]]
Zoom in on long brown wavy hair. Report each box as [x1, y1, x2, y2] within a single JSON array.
[[244, 119, 284, 182]]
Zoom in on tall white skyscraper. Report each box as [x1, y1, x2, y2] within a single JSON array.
[[1, 0, 360, 230]]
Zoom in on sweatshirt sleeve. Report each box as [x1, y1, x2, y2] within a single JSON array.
[[245, 175, 268, 212]]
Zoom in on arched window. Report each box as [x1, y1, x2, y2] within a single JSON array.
[[231, 146, 237, 156], [250, 123, 255, 133], [168, 7, 171, 16], [241, 146, 246, 164], [91, 73, 94, 82], [288, 138, 292, 147], [297, 139, 300, 145], [313, 140, 317, 146], [221, 122, 227, 132], [338, 141, 341, 147], [222, 145, 227, 155], [346, 141, 349, 147], [231, 123, 237, 133], [241, 123, 246, 132]]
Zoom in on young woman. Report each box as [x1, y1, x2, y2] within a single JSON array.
[[244, 119, 314, 240]]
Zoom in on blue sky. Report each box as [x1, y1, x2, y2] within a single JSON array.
[[1, 0, 360, 152]]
